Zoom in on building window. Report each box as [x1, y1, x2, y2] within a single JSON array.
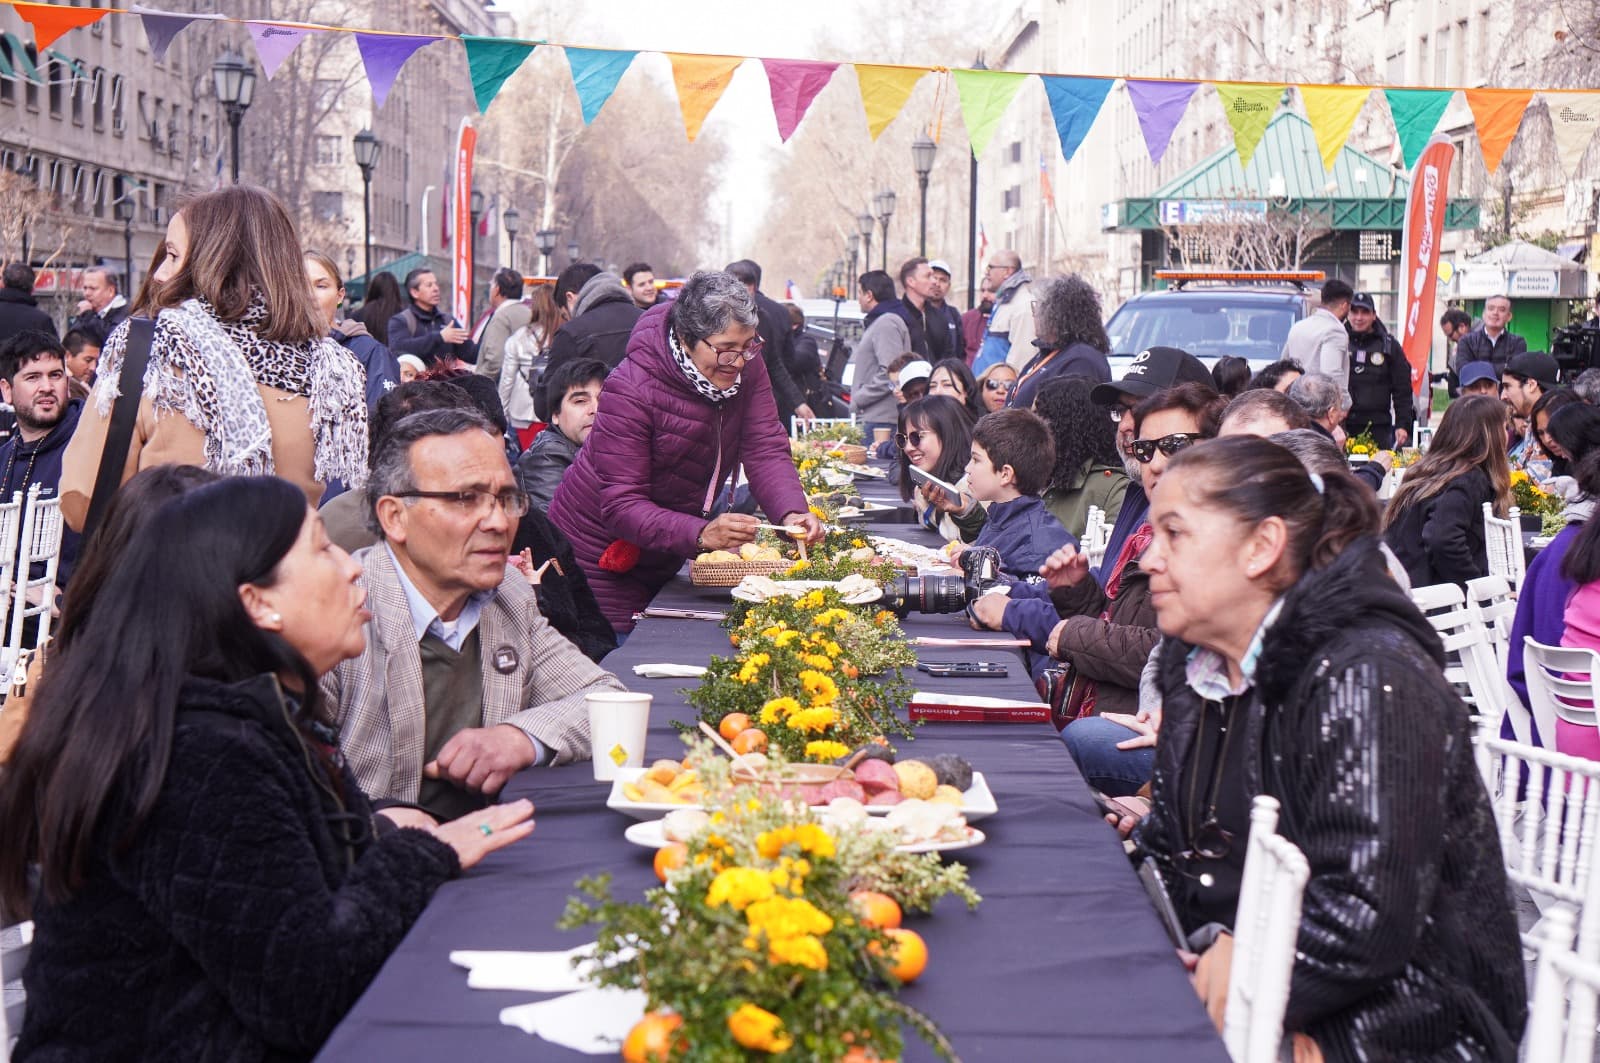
[[48, 58, 62, 117], [315, 135, 342, 166], [70, 68, 84, 125], [1386, 49, 1404, 85], [1008, 141, 1022, 164], [313, 79, 342, 112], [1002, 185, 1021, 211], [312, 191, 344, 221], [110, 74, 124, 135], [24, 44, 38, 110], [1435, 25, 1451, 84]]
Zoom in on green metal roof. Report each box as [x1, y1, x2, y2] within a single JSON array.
[[1111, 111, 1479, 232]]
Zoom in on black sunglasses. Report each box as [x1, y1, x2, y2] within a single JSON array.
[[1128, 433, 1198, 464], [895, 429, 933, 449], [983, 379, 1015, 393]]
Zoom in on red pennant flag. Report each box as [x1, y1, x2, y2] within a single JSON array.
[[13, 2, 111, 50], [762, 59, 838, 142]]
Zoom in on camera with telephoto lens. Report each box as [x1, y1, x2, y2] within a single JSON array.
[[1553, 324, 1600, 377], [880, 546, 1005, 615]]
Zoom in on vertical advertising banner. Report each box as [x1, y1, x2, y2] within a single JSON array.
[[452, 117, 478, 326], [1399, 136, 1456, 398]]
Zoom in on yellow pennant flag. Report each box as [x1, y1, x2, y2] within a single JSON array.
[[1215, 83, 1284, 169], [855, 64, 928, 140], [1299, 85, 1371, 171], [667, 54, 743, 142]]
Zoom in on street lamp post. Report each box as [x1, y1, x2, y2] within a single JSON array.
[[847, 232, 860, 284], [468, 187, 485, 325], [212, 51, 257, 183], [857, 211, 875, 279], [535, 228, 558, 277], [567, 238, 580, 265], [873, 189, 896, 272], [503, 206, 520, 270], [911, 134, 937, 257], [351, 128, 380, 286], [114, 191, 136, 299]]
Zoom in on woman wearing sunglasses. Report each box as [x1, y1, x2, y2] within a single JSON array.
[[1122, 436, 1524, 1061], [895, 395, 986, 543], [975, 363, 1018, 413]]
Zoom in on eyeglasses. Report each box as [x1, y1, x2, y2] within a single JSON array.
[[392, 488, 531, 518], [705, 338, 764, 367], [1105, 405, 1137, 424], [895, 429, 932, 450], [1128, 433, 1199, 464], [983, 264, 1008, 272], [983, 378, 1015, 393]]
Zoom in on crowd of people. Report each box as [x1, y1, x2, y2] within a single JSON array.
[[0, 179, 1582, 1060]]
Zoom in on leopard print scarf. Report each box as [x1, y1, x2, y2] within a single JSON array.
[[95, 295, 369, 487]]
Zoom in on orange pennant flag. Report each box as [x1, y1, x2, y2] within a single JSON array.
[[856, 64, 928, 140], [12, 2, 111, 50], [1464, 88, 1533, 174], [667, 54, 743, 142]]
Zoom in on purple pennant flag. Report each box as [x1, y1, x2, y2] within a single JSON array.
[[356, 33, 441, 110], [1125, 79, 1199, 165], [131, 5, 220, 63], [246, 22, 321, 80]]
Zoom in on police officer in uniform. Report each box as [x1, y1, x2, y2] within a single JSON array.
[[1345, 292, 1416, 450]]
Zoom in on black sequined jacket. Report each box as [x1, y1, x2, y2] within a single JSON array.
[[1134, 537, 1527, 1062]]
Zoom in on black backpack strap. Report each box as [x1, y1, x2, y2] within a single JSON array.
[[83, 316, 155, 539]]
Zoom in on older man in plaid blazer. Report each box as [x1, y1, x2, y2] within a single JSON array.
[[319, 406, 625, 818]]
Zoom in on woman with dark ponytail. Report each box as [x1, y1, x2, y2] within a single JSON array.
[[1124, 435, 1525, 1061]]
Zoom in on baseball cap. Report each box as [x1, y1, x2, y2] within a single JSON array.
[[898, 359, 933, 385], [1350, 292, 1376, 312], [928, 259, 953, 277], [1508, 351, 1559, 387], [1458, 361, 1498, 388], [1090, 346, 1213, 406]]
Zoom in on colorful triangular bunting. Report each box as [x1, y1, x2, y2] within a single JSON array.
[[762, 59, 839, 143], [246, 22, 320, 80], [11, 2, 109, 51], [1215, 83, 1283, 169], [667, 54, 743, 142], [1299, 85, 1370, 171], [461, 36, 536, 113], [1040, 76, 1113, 163], [565, 48, 636, 125], [1383, 88, 1454, 168], [356, 33, 441, 110], [1547, 92, 1600, 176], [855, 65, 927, 140], [1125, 80, 1198, 166], [1464, 88, 1533, 174], [951, 69, 1028, 158], [130, 5, 218, 63]]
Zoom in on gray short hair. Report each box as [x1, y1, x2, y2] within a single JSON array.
[[1574, 368, 1600, 405], [1268, 429, 1347, 475], [669, 270, 759, 349], [1287, 373, 1351, 418], [82, 265, 118, 291], [365, 407, 497, 536]]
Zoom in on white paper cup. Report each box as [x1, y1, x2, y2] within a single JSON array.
[[587, 692, 653, 781]]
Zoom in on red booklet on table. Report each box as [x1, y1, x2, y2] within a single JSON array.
[[908, 691, 1051, 724]]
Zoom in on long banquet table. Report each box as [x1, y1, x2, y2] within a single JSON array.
[[318, 472, 1230, 1062]]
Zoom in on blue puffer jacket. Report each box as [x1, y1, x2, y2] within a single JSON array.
[[971, 495, 1075, 578], [333, 326, 399, 412]]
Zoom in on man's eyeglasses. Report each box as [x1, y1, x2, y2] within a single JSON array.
[[705, 339, 764, 367], [895, 429, 932, 450], [1128, 433, 1199, 464], [983, 378, 1015, 393], [392, 488, 531, 518], [1105, 405, 1137, 424]]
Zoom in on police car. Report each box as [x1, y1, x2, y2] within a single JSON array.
[[1104, 270, 1321, 376]]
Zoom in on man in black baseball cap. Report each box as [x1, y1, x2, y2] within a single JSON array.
[[1502, 350, 1561, 471], [1345, 291, 1415, 449]]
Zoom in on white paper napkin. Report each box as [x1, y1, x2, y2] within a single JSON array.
[[451, 944, 596, 993], [499, 986, 648, 1054], [631, 663, 707, 679]]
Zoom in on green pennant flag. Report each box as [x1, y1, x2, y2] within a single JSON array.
[[1384, 88, 1454, 169], [1214, 83, 1284, 169], [952, 69, 1028, 158], [462, 35, 536, 113]]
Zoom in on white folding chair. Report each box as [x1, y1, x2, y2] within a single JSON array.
[[1483, 502, 1526, 592], [1410, 581, 1465, 616], [1376, 464, 1405, 501], [5, 486, 61, 671], [791, 415, 857, 440], [1525, 906, 1600, 1063], [1465, 574, 1518, 676], [1523, 640, 1600, 761], [0, 491, 25, 681], [1, 919, 32, 1061], [1223, 796, 1310, 1063], [1082, 505, 1109, 569]]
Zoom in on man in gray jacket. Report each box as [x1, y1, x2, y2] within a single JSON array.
[[849, 269, 913, 436], [473, 268, 532, 384], [1280, 279, 1353, 379]]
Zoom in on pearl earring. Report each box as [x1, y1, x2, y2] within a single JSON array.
[[270, 613, 282, 625]]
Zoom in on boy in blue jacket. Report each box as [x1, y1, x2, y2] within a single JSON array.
[[963, 409, 1075, 577]]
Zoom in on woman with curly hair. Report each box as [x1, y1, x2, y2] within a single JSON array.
[[1007, 274, 1111, 410], [1033, 377, 1129, 539]]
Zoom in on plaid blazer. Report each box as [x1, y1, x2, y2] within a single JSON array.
[[318, 544, 625, 803]]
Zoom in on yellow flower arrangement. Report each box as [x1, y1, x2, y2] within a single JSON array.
[[786, 706, 840, 733], [705, 867, 776, 912], [799, 669, 839, 705], [805, 740, 850, 760], [756, 823, 837, 860], [759, 695, 802, 726]]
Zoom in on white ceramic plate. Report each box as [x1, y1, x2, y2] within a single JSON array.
[[729, 577, 883, 605], [606, 769, 998, 823], [625, 818, 986, 854], [851, 465, 889, 479], [896, 826, 987, 854]]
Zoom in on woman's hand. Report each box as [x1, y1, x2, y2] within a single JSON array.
[[919, 483, 971, 515], [699, 513, 760, 551], [1191, 932, 1234, 1033], [1102, 708, 1161, 750], [1100, 795, 1149, 838], [377, 807, 439, 831], [778, 511, 826, 545], [1040, 544, 1091, 589], [431, 798, 536, 870]]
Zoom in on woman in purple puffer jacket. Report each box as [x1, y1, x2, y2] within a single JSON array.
[[549, 271, 822, 633]]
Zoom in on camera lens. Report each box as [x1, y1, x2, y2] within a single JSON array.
[[917, 574, 968, 614]]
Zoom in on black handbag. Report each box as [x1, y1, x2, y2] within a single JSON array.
[[82, 316, 155, 540]]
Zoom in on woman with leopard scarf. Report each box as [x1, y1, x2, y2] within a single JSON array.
[[61, 185, 368, 531]]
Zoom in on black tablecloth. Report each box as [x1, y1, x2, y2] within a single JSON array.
[[318, 485, 1229, 1062]]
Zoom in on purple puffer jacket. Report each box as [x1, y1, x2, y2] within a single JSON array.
[[548, 301, 808, 633]]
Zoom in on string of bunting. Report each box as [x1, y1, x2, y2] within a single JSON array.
[[4, 0, 1598, 177]]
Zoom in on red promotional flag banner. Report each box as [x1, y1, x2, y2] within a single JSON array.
[[451, 117, 478, 326], [762, 59, 838, 142], [1398, 136, 1457, 398], [13, 2, 110, 50]]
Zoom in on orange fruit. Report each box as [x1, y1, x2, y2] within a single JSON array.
[[849, 890, 903, 929], [731, 728, 768, 754], [870, 927, 928, 983], [840, 1048, 896, 1063], [622, 1010, 684, 1063], [653, 842, 688, 883], [719, 712, 752, 741]]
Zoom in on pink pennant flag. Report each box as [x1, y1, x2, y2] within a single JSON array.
[[246, 22, 321, 80], [762, 59, 839, 142], [356, 33, 441, 110]]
